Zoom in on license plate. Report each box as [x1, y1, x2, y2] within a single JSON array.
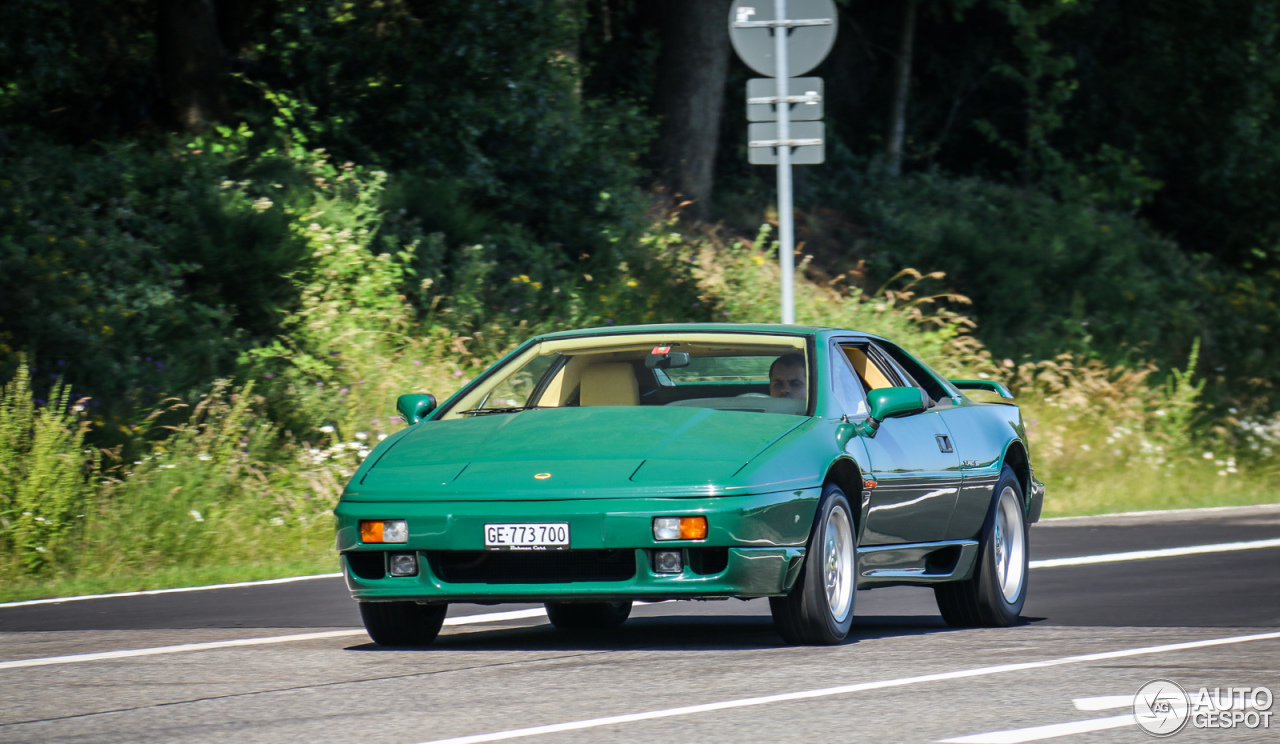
[[484, 523, 570, 550]]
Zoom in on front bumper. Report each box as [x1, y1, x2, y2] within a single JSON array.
[[334, 490, 818, 602]]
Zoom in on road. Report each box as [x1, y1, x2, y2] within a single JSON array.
[[2, 504, 1278, 743]]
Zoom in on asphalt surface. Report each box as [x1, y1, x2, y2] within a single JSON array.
[[2, 504, 1278, 744]]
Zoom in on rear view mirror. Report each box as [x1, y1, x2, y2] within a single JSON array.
[[397, 393, 437, 425], [645, 350, 691, 369]]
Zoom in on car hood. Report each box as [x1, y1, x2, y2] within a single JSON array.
[[351, 406, 808, 500]]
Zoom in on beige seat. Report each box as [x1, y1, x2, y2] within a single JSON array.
[[579, 363, 639, 406]]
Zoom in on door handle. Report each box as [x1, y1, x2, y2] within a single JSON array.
[[936, 434, 954, 453]]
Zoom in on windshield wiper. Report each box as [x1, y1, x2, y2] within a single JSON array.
[[458, 405, 545, 417]]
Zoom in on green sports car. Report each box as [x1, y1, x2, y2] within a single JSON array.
[[335, 323, 1044, 645]]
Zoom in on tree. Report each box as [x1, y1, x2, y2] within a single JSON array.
[[651, 0, 733, 221], [158, 0, 230, 131], [884, 0, 918, 175]]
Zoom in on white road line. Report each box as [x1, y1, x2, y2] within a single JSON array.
[[0, 607, 548, 671], [938, 714, 1135, 743], [407, 630, 1280, 744], [1071, 695, 1132, 711], [0, 573, 344, 608], [1028, 538, 1280, 569], [1039, 503, 1280, 523]]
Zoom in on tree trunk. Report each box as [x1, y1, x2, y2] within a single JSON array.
[[158, 0, 230, 132], [652, 0, 733, 221], [885, 0, 918, 176]]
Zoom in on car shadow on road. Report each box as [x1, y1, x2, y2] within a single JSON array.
[[345, 613, 958, 653]]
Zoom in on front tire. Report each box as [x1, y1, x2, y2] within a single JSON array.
[[545, 601, 632, 630], [934, 466, 1029, 627], [770, 483, 857, 645], [359, 601, 448, 646]]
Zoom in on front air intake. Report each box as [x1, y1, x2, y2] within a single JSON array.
[[427, 550, 636, 584]]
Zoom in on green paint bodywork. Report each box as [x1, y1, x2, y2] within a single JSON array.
[[334, 323, 1044, 604], [950, 379, 1015, 399]]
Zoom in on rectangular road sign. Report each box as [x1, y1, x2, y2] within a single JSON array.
[[747, 77, 824, 121], [748, 120, 825, 164]]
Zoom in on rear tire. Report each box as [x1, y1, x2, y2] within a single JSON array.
[[770, 483, 857, 645], [934, 466, 1028, 627], [359, 601, 448, 646], [545, 601, 632, 630]]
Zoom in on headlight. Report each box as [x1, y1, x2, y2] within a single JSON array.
[[652, 516, 708, 541], [360, 519, 408, 543]]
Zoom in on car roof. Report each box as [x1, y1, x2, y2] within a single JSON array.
[[531, 322, 887, 342]]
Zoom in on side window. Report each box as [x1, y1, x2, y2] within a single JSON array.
[[830, 348, 870, 416], [840, 344, 899, 391], [875, 342, 952, 406]]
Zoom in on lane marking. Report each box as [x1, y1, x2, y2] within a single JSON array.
[[1028, 538, 1280, 569], [1039, 503, 1280, 523], [0, 607, 548, 671], [1071, 695, 1132, 711], [938, 714, 1135, 743], [0, 573, 344, 609], [406, 630, 1280, 744]]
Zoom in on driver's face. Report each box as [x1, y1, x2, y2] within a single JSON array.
[[769, 363, 807, 400]]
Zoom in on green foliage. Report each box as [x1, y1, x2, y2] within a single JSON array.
[[703, 225, 989, 377], [0, 359, 98, 572], [247, 0, 653, 262], [801, 165, 1204, 370]]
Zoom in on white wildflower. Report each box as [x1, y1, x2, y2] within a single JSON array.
[[269, 517, 285, 526], [189, 510, 204, 522], [319, 425, 336, 433]]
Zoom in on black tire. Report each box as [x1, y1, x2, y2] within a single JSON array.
[[359, 601, 448, 646], [544, 601, 633, 630], [769, 483, 857, 645], [934, 466, 1029, 627]]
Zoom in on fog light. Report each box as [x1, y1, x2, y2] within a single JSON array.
[[654, 549, 683, 574], [360, 519, 408, 544], [652, 516, 707, 541], [388, 552, 418, 577]]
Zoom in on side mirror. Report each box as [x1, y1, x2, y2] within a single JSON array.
[[397, 393, 437, 425], [869, 387, 929, 420], [855, 387, 928, 437]]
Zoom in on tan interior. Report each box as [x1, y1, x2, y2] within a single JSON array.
[[579, 362, 639, 406], [843, 346, 894, 390]]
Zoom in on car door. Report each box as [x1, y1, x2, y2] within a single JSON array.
[[832, 340, 961, 546], [872, 340, 1007, 542]]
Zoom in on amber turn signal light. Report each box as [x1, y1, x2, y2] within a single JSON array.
[[680, 516, 708, 540]]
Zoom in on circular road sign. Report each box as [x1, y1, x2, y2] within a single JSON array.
[[729, 0, 838, 78]]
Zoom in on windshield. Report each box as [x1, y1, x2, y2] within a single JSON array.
[[438, 332, 811, 419]]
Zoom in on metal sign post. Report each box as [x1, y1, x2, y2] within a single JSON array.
[[730, 0, 836, 325]]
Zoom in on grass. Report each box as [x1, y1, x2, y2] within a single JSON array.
[[0, 555, 338, 604]]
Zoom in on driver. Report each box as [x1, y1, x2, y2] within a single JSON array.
[[768, 353, 807, 400]]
